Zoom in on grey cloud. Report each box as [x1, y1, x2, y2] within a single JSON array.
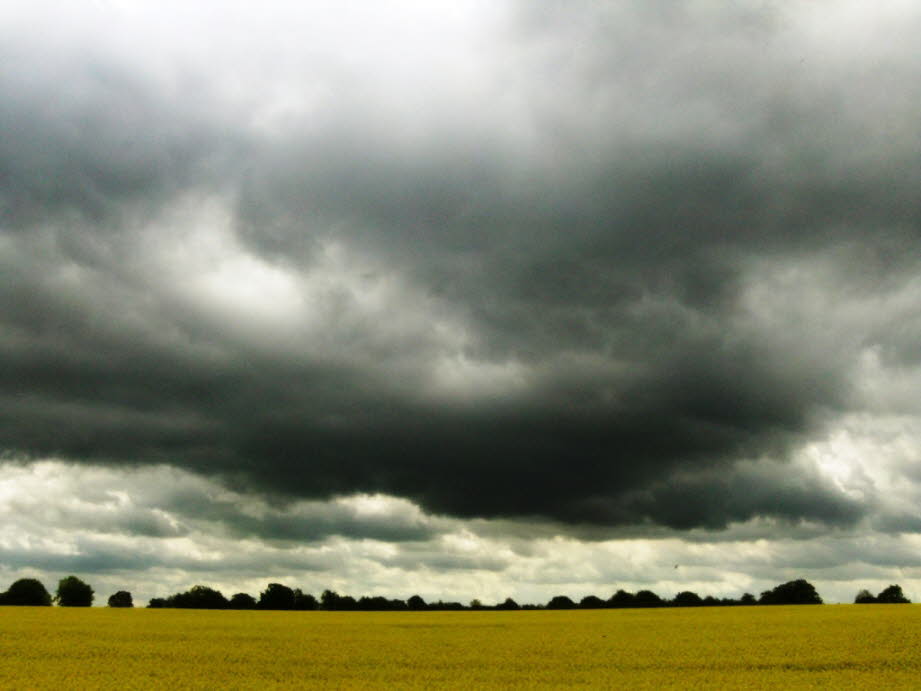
[[0, 43, 234, 235], [2, 1, 921, 532]]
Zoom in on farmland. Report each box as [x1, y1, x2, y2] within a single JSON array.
[[2, 605, 920, 688]]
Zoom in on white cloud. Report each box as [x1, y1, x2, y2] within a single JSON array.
[[3, 459, 921, 606]]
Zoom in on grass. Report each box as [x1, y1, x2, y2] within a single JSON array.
[[2, 605, 920, 688]]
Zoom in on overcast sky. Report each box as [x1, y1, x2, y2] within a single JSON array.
[[2, 0, 921, 605]]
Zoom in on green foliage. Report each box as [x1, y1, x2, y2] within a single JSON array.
[[55, 576, 94, 607], [758, 579, 822, 605], [876, 585, 910, 604], [579, 595, 606, 609], [854, 589, 876, 604], [229, 593, 257, 609], [293, 589, 318, 610], [164, 585, 229, 609], [673, 591, 704, 607], [258, 583, 296, 610], [546, 595, 576, 609], [608, 590, 636, 608], [634, 590, 664, 608], [0, 578, 52, 606], [107, 591, 133, 608]]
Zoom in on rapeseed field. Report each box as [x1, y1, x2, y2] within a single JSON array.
[[1, 605, 919, 688]]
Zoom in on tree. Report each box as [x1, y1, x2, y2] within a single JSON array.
[[579, 595, 606, 609], [608, 590, 636, 608], [55, 576, 94, 607], [169, 585, 228, 609], [337, 595, 358, 611], [147, 598, 167, 608], [293, 589, 319, 611], [854, 589, 876, 604], [407, 594, 427, 611], [107, 591, 133, 608], [739, 593, 757, 606], [358, 595, 404, 611], [322, 589, 359, 610], [672, 591, 703, 607], [229, 593, 257, 609], [0, 578, 52, 606], [634, 590, 664, 608], [758, 579, 822, 605], [546, 595, 576, 610], [876, 584, 910, 604], [258, 583, 296, 610], [495, 597, 520, 611]]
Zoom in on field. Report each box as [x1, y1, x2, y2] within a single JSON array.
[[2, 605, 920, 688]]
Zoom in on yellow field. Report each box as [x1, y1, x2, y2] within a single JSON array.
[[1, 605, 919, 688]]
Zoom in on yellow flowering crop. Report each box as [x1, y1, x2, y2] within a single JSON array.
[[1, 604, 919, 688]]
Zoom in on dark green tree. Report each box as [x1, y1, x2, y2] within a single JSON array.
[[672, 591, 703, 607], [546, 595, 576, 609], [228, 593, 257, 609], [608, 590, 636, 608], [634, 590, 663, 608], [107, 591, 133, 608], [293, 589, 319, 611], [407, 594, 427, 611], [55, 576, 94, 607], [876, 584, 910, 604], [258, 583, 296, 610], [579, 595, 606, 609], [0, 578, 52, 606], [495, 597, 520, 611], [758, 579, 822, 605], [321, 589, 344, 610], [169, 585, 228, 609], [854, 589, 876, 604]]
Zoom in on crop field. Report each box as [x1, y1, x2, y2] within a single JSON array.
[[2, 605, 920, 688]]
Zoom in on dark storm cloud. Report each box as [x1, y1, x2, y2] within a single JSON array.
[[0, 42, 234, 233], [2, 1, 920, 531]]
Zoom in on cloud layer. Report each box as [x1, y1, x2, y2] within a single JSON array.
[[2, 0, 921, 567]]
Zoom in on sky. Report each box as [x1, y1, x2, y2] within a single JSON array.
[[2, 0, 921, 606]]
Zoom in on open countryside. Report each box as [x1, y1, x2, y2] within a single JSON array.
[[2, 605, 921, 688]]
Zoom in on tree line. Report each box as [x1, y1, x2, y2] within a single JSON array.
[[3, 575, 911, 609]]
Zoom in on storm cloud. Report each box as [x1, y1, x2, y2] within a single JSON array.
[[2, 0, 921, 546]]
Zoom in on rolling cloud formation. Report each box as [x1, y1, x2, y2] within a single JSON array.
[[2, 1, 921, 538]]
